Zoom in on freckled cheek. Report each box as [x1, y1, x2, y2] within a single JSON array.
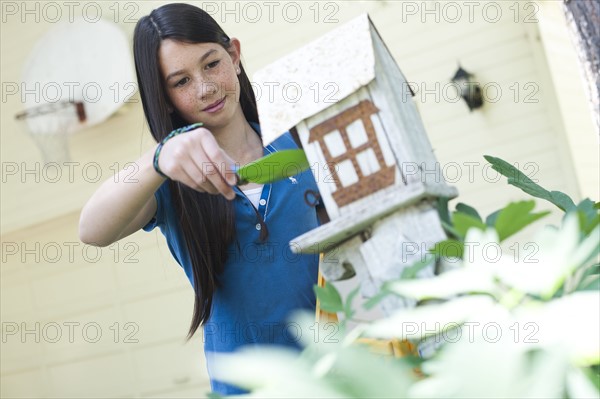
[[173, 92, 197, 111], [220, 72, 240, 97]]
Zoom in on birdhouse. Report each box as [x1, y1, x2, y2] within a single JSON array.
[[253, 13, 458, 314]]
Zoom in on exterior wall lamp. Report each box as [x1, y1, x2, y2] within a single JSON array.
[[451, 65, 484, 111]]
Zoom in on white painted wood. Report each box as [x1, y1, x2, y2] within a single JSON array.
[[320, 235, 363, 282], [321, 201, 447, 314], [368, 25, 450, 193], [292, 182, 457, 253], [252, 13, 375, 144], [369, 112, 397, 171], [297, 87, 402, 218]]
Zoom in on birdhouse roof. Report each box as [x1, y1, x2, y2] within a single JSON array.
[[253, 13, 376, 145]]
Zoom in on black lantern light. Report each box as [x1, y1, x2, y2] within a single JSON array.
[[451, 65, 483, 111]]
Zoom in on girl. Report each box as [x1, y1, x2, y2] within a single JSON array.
[[79, 3, 322, 395]]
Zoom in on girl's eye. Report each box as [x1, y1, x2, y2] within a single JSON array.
[[206, 60, 220, 69], [175, 77, 189, 88]]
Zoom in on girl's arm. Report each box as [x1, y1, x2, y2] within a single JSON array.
[[78, 148, 163, 247], [79, 127, 237, 247]]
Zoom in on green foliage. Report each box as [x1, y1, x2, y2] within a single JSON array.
[[218, 155, 600, 398], [485, 209, 502, 227], [580, 275, 600, 292], [455, 202, 482, 221], [493, 200, 550, 241], [451, 212, 486, 238], [429, 239, 464, 258], [401, 254, 436, 279], [318, 346, 417, 398], [362, 285, 394, 310], [343, 286, 360, 321], [484, 155, 577, 211], [314, 281, 343, 313], [576, 198, 600, 235]]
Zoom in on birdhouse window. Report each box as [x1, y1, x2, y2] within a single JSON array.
[[346, 119, 369, 148], [336, 159, 360, 187], [356, 148, 380, 176], [323, 130, 347, 158], [308, 99, 396, 207]]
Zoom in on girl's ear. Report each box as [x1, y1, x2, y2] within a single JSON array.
[[228, 38, 242, 72]]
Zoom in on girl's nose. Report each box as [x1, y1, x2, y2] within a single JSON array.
[[198, 81, 218, 99]]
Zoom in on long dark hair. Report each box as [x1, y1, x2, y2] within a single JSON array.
[[133, 3, 259, 340]]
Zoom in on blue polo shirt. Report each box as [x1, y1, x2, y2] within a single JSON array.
[[143, 122, 321, 395]]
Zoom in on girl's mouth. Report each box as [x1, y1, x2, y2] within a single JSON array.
[[203, 97, 226, 113]]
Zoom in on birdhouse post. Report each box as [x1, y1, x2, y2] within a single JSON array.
[[253, 13, 458, 315]]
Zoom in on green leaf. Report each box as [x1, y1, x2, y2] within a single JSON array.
[[323, 346, 417, 398], [548, 191, 578, 212], [485, 209, 502, 227], [578, 275, 600, 292], [401, 254, 436, 279], [455, 203, 482, 222], [314, 282, 343, 313], [576, 263, 600, 292], [441, 220, 461, 240], [577, 198, 596, 218], [343, 286, 360, 320], [576, 199, 600, 235], [429, 240, 464, 259], [584, 365, 600, 390], [363, 289, 392, 310], [484, 155, 576, 212], [237, 149, 309, 184], [452, 212, 486, 239], [437, 196, 451, 226], [494, 200, 550, 242]]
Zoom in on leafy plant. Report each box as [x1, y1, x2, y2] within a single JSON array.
[[208, 155, 599, 398]]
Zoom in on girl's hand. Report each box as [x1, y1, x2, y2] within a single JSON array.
[[157, 126, 237, 200]]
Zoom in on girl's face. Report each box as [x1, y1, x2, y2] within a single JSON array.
[[158, 38, 242, 129]]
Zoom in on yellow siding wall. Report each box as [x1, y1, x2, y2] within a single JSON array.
[[1, 1, 597, 397], [534, 0, 599, 200]]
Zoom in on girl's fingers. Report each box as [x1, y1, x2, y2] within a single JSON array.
[[176, 163, 217, 194], [190, 131, 237, 199], [158, 126, 238, 200], [196, 130, 238, 186]]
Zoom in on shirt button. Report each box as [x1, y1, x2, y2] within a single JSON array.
[[255, 223, 262, 231], [259, 199, 266, 206]]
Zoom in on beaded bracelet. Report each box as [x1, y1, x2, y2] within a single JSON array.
[[153, 122, 204, 179]]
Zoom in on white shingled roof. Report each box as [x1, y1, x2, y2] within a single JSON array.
[[252, 13, 375, 145]]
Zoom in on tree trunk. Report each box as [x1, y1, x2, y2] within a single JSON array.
[[562, 0, 600, 132]]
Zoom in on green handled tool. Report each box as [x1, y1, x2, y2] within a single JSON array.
[[234, 149, 310, 185]]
